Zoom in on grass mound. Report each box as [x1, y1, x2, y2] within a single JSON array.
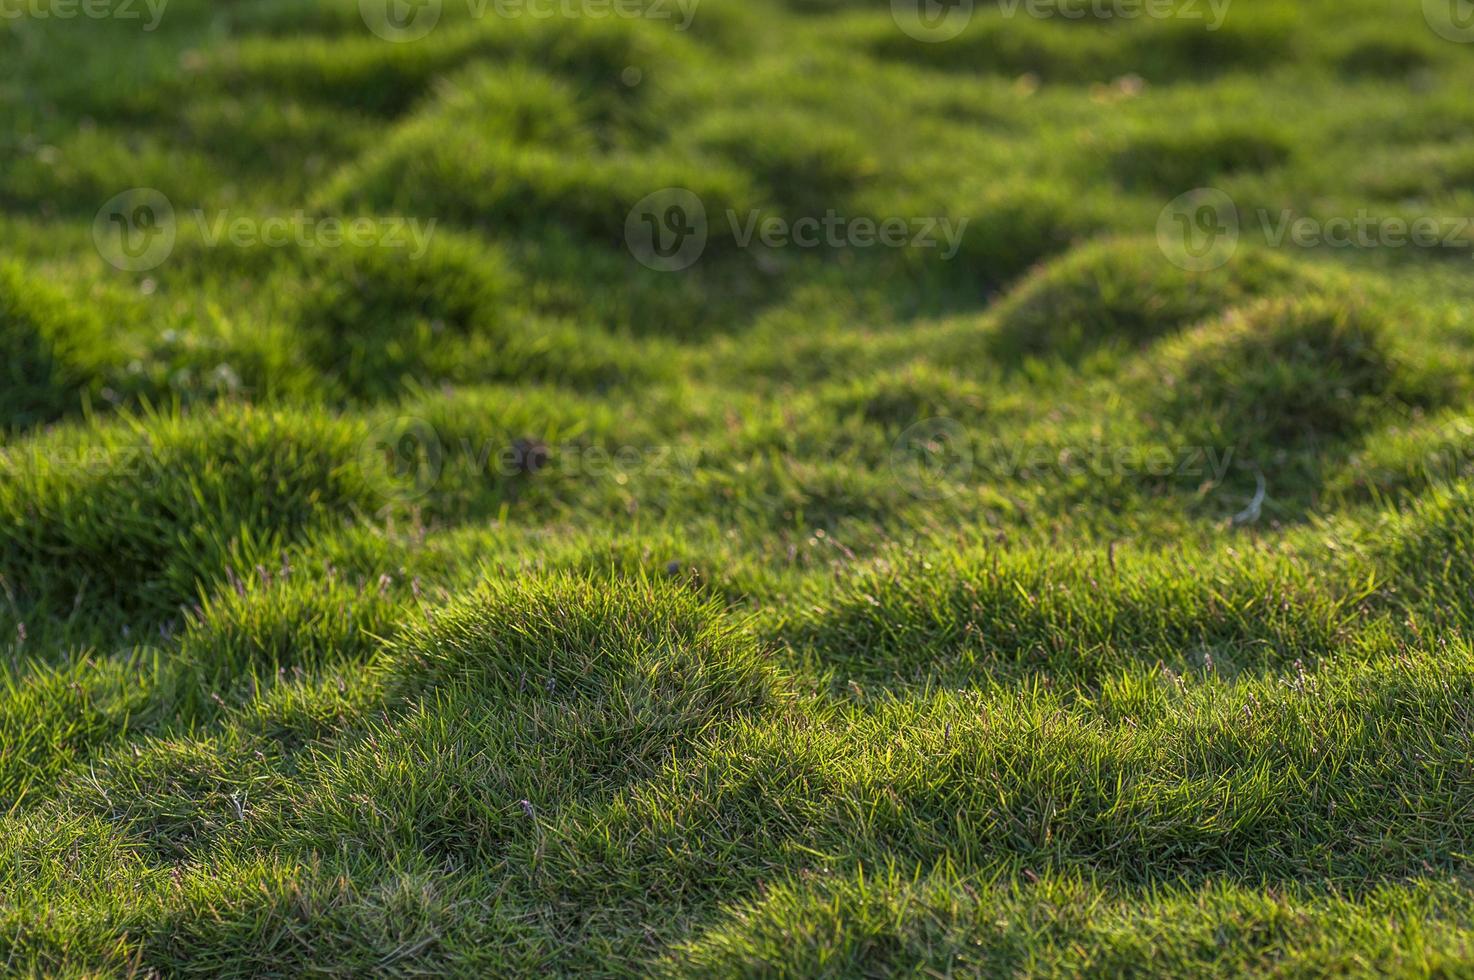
[[383, 574, 780, 724], [773, 542, 1356, 689], [535, 643, 1474, 930], [322, 129, 757, 247], [1378, 480, 1474, 628], [293, 234, 513, 398], [818, 363, 991, 428], [194, 16, 689, 118], [951, 181, 1108, 289], [688, 107, 877, 214], [57, 730, 289, 859], [1146, 297, 1434, 450], [982, 238, 1319, 362], [178, 570, 404, 680], [868, 10, 1292, 83], [0, 657, 154, 810], [1111, 124, 1293, 193], [671, 873, 1474, 976], [1352, 140, 1474, 201], [291, 576, 784, 859], [293, 234, 647, 398], [0, 408, 373, 622], [1330, 412, 1474, 504], [1335, 34, 1440, 79], [1124, 15, 1297, 81], [0, 263, 116, 430]]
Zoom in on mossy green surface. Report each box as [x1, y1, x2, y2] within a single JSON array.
[[4, 0, 1474, 974]]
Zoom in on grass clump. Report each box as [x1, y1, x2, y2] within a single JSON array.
[[0, 656, 157, 811], [0, 407, 374, 622], [292, 234, 514, 399], [1146, 297, 1436, 450], [1376, 480, 1474, 628], [382, 574, 781, 731], [771, 541, 1360, 690], [56, 730, 291, 859], [0, 263, 117, 430], [687, 107, 877, 214], [866, 9, 1293, 84], [291, 575, 784, 861], [1335, 34, 1440, 79], [177, 568, 406, 682], [950, 181, 1108, 289], [670, 873, 1474, 977], [1111, 124, 1294, 193], [981, 238, 1320, 362]]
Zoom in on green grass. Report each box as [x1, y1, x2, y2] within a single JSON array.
[[4, 0, 1474, 974]]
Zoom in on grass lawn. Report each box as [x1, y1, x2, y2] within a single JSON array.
[[5, 0, 1474, 973]]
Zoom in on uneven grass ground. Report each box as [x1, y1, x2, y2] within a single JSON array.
[[4, 0, 1474, 974]]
